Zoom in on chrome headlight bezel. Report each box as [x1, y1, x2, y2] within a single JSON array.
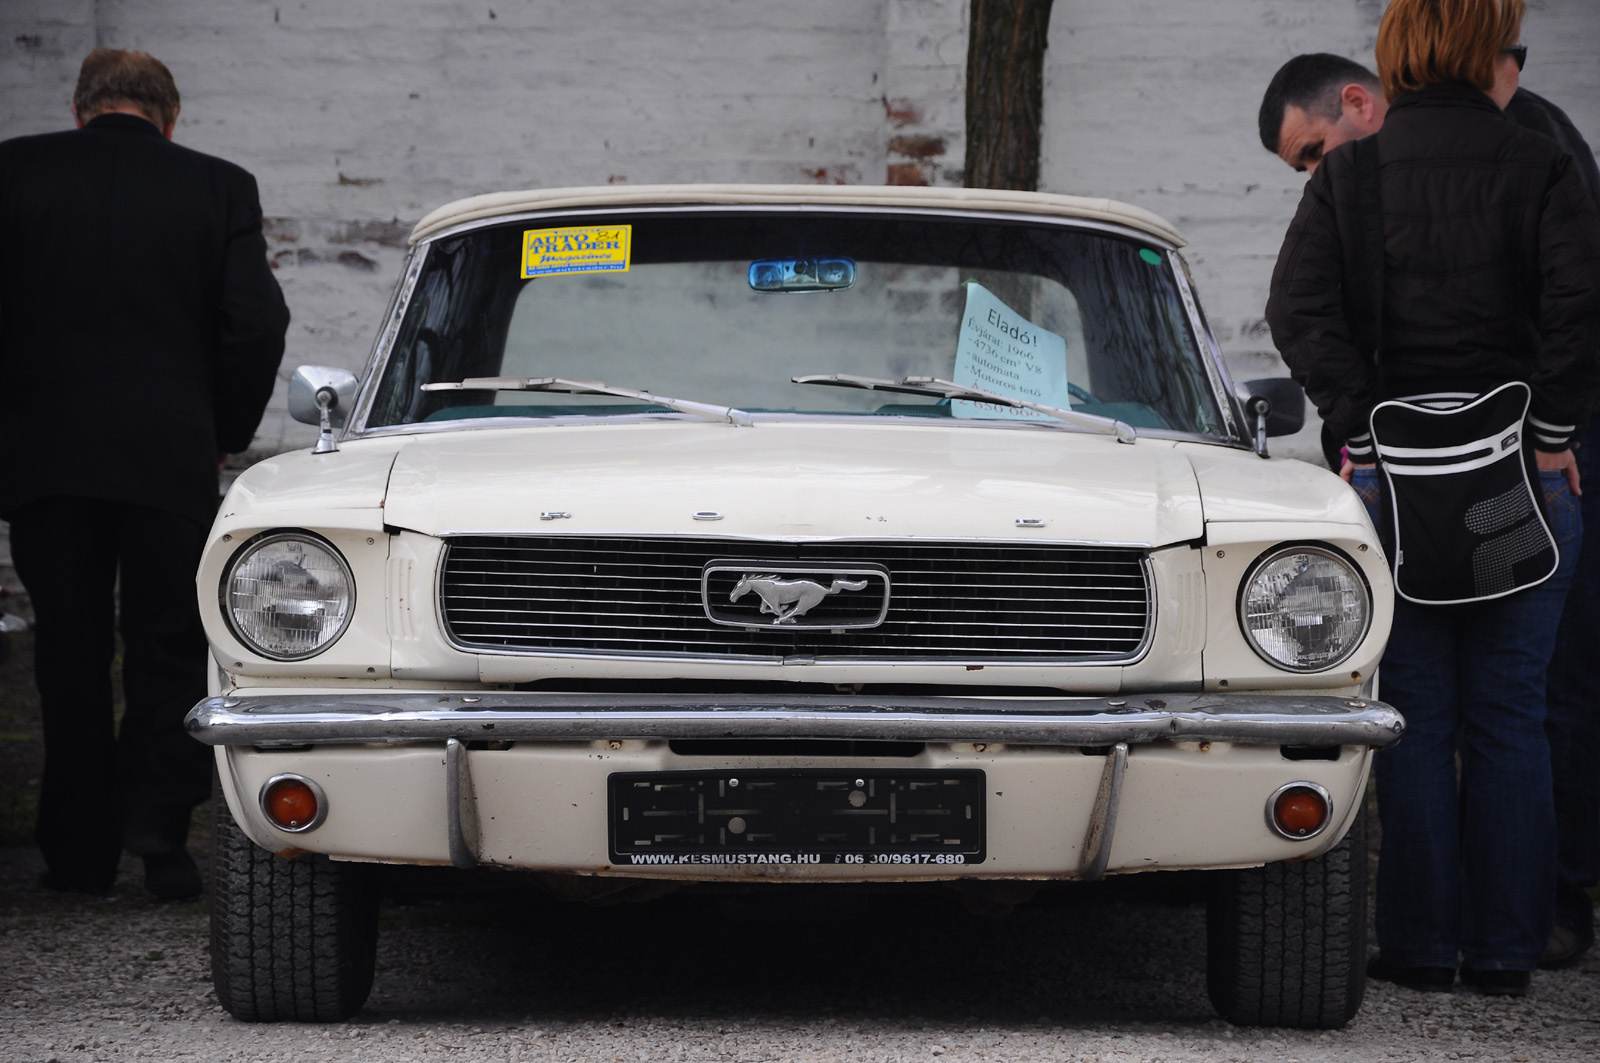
[[221, 530, 356, 661], [1237, 543, 1372, 673]]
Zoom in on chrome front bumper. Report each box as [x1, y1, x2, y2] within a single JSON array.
[[186, 691, 1403, 748], [195, 691, 1400, 881]]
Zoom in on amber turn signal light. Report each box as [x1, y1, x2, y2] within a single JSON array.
[[1267, 782, 1331, 840], [260, 775, 327, 833]]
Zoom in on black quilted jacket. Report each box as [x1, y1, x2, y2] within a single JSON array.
[[1266, 83, 1600, 453]]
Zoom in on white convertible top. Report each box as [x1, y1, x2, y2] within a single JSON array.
[[409, 183, 1186, 247]]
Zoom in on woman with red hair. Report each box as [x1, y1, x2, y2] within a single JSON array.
[[1268, 0, 1600, 996]]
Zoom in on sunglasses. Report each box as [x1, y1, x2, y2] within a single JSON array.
[[1503, 43, 1527, 71]]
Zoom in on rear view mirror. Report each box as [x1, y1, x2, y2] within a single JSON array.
[[748, 257, 856, 293]]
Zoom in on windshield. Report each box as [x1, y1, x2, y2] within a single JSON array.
[[367, 210, 1227, 437]]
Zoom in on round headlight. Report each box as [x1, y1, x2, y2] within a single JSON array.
[[1239, 545, 1370, 672], [224, 532, 354, 660]]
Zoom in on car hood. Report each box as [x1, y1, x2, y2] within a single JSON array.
[[378, 421, 1208, 547]]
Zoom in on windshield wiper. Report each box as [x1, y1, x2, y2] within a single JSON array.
[[420, 377, 754, 426], [791, 373, 1136, 444]]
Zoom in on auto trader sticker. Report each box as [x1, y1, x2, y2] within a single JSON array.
[[951, 281, 1072, 420], [520, 225, 632, 278]]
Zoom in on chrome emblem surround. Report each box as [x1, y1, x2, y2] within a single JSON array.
[[701, 561, 891, 629]]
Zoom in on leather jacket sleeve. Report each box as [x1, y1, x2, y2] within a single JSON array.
[[1265, 165, 1380, 451], [1529, 153, 1600, 449]]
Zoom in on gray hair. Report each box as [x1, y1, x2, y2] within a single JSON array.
[[73, 48, 180, 129]]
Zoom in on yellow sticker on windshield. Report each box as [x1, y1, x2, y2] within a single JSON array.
[[520, 225, 631, 278]]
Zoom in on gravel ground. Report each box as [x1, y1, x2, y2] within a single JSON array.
[[3, 838, 1598, 1063]]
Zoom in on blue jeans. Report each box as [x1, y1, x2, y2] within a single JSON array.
[[1353, 465, 1583, 971], [1546, 424, 1600, 935]]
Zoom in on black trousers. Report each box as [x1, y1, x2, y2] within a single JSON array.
[[9, 497, 211, 888]]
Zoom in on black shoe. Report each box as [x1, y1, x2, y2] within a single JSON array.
[[1366, 954, 1455, 992], [143, 851, 202, 900], [1538, 922, 1595, 970], [1460, 967, 1531, 997]]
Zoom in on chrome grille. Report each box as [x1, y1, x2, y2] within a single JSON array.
[[439, 536, 1150, 661]]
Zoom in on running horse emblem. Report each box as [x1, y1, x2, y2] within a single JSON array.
[[729, 573, 870, 624]]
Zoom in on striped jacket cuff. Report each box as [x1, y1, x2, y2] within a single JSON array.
[[1529, 414, 1574, 451], [1345, 432, 1374, 461]]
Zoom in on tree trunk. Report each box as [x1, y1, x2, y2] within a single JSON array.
[[964, 0, 1055, 191]]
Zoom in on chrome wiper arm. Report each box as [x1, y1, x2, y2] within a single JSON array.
[[420, 377, 753, 426], [792, 373, 1136, 443]]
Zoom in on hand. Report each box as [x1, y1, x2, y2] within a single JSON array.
[[1535, 448, 1581, 496], [1339, 459, 1375, 483]]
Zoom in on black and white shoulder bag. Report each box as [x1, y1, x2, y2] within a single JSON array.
[[1352, 136, 1558, 605]]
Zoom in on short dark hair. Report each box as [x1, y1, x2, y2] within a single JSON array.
[[73, 48, 180, 129], [1258, 53, 1380, 153]]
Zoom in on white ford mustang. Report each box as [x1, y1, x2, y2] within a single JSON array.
[[186, 184, 1399, 1028]]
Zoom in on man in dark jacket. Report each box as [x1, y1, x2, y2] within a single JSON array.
[[0, 49, 289, 898], [1260, 52, 1600, 969]]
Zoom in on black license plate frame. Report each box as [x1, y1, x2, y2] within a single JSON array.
[[608, 769, 985, 867]]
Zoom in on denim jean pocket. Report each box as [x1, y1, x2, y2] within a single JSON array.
[[1540, 469, 1581, 545]]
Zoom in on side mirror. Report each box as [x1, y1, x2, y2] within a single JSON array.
[[288, 365, 360, 455], [1239, 377, 1307, 458], [288, 365, 359, 428], [1241, 377, 1306, 435]]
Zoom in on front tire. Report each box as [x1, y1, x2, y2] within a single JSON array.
[[1205, 808, 1367, 1028], [210, 787, 379, 1021]]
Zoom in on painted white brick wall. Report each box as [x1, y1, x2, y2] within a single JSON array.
[[3, 0, 1596, 461]]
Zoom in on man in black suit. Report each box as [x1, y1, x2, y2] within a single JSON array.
[[0, 49, 289, 898]]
